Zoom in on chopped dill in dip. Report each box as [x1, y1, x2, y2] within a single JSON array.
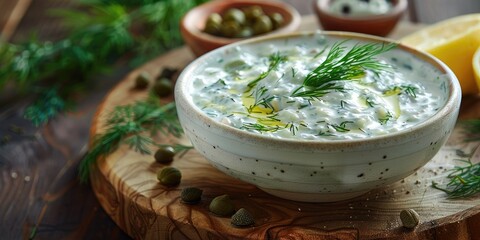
[[191, 35, 448, 140]]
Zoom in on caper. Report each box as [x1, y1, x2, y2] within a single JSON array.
[[400, 209, 420, 229], [157, 166, 182, 187], [223, 8, 246, 25], [154, 146, 175, 164], [158, 67, 178, 80], [153, 78, 173, 97], [134, 71, 150, 89], [231, 208, 255, 227], [243, 6, 264, 21], [269, 13, 284, 29], [205, 13, 223, 35], [181, 187, 203, 204], [252, 15, 273, 35], [209, 194, 235, 217], [220, 21, 241, 38]]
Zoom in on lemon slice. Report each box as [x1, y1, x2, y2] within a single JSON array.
[[400, 14, 480, 94], [474, 46, 480, 89]]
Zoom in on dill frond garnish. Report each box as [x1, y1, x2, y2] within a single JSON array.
[[292, 41, 396, 99], [246, 52, 287, 89], [79, 97, 191, 182], [241, 123, 280, 133], [432, 145, 480, 198], [432, 120, 480, 198]]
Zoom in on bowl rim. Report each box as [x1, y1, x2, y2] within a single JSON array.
[[180, 0, 302, 45], [315, 0, 408, 21], [175, 31, 461, 148]]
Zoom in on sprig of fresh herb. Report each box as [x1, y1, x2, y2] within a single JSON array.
[[241, 123, 280, 133], [292, 41, 396, 98], [432, 120, 480, 198], [432, 145, 480, 198], [383, 85, 418, 98], [0, 0, 207, 125], [79, 97, 190, 182], [247, 86, 276, 113], [246, 52, 287, 89]]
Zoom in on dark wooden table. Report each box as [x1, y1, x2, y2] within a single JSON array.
[[0, 0, 132, 239], [1, 1, 479, 240]]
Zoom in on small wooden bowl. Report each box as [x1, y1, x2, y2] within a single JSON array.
[[180, 0, 301, 56], [314, 0, 407, 36]]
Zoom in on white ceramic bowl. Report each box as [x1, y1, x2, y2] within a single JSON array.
[[175, 32, 461, 202]]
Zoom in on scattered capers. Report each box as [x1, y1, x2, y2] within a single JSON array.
[[209, 194, 235, 217], [231, 208, 255, 227], [181, 187, 203, 204], [153, 78, 173, 97], [134, 71, 150, 89], [157, 67, 178, 80], [400, 209, 420, 229], [154, 146, 175, 164], [157, 166, 182, 187]]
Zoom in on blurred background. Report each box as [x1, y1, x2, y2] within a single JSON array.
[[2, 0, 480, 42]]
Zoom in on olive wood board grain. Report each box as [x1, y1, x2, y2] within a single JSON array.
[[89, 18, 480, 240]]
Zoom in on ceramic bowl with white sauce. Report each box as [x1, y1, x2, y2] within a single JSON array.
[[175, 32, 461, 202]]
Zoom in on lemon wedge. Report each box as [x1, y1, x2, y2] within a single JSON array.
[[474, 46, 480, 89], [400, 14, 480, 94]]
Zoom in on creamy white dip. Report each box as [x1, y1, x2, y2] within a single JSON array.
[[190, 35, 448, 141]]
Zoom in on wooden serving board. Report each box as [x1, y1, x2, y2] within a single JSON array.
[[90, 17, 480, 239]]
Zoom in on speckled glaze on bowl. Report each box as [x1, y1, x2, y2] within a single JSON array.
[[314, 0, 407, 36], [175, 32, 461, 202], [180, 0, 301, 56]]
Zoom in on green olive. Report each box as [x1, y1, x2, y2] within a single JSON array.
[[154, 78, 173, 97], [205, 13, 223, 35], [220, 21, 241, 38], [235, 27, 253, 38], [243, 6, 264, 21], [269, 13, 284, 29], [253, 15, 273, 35], [223, 8, 246, 25], [154, 146, 175, 164], [157, 167, 181, 187]]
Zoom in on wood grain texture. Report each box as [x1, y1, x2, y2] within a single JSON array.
[[89, 18, 480, 239], [0, 0, 31, 41]]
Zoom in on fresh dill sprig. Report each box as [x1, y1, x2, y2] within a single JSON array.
[[246, 52, 287, 89], [79, 97, 190, 182], [241, 123, 280, 133], [292, 41, 396, 99], [383, 85, 418, 98], [247, 86, 275, 113], [24, 88, 67, 126], [431, 120, 480, 198], [432, 146, 480, 198], [329, 121, 353, 132], [0, 0, 207, 125]]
